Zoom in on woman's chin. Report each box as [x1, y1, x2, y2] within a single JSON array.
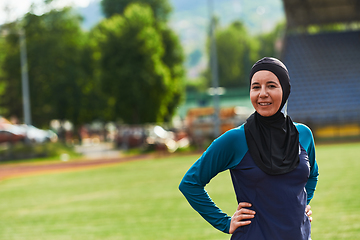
[[257, 110, 275, 117]]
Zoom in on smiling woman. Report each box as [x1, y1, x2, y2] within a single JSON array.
[[179, 57, 319, 240], [250, 70, 283, 117]]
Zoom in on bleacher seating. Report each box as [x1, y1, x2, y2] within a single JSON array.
[[283, 30, 360, 126]]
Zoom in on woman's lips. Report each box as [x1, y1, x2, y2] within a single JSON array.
[[258, 102, 271, 106]]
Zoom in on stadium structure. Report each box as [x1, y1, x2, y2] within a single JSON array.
[[281, 0, 360, 139]]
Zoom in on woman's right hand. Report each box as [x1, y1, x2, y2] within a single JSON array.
[[229, 202, 256, 234]]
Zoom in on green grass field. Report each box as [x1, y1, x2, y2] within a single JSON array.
[[1, 142, 360, 239]]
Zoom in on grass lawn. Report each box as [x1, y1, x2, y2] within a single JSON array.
[[310, 142, 360, 239], [0, 142, 360, 239]]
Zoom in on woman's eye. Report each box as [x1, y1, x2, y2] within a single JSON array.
[[268, 85, 276, 88], [252, 86, 260, 89]]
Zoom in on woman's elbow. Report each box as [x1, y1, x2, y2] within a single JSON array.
[[178, 179, 186, 193]]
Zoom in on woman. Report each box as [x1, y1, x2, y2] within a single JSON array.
[[179, 57, 319, 240]]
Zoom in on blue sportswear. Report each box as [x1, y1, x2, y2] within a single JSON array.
[[179, 123, 319, 239]]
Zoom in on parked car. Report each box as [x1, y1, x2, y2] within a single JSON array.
[[24, 125, 58, 143], [0, 122, 58, 144], [0, 127, 26, 144], [115, 126, 146, 149], [146, 125, 189, 152]]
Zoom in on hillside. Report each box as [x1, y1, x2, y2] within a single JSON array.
[[77, 0, 285, 78]]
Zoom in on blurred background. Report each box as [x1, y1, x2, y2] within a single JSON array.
[[1, 1, 360, 240], [0, 0, 359, 160]]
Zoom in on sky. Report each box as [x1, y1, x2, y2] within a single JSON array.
[[0, 0, 95, 24]]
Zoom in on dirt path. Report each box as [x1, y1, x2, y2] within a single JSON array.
[[0, 154, 154, 181]]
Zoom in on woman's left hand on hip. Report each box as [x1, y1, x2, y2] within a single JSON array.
[[305, 205, 313, 222]]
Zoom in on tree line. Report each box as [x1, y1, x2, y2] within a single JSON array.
[[0, 0, 284, 130], [190, 19, 285, 92]]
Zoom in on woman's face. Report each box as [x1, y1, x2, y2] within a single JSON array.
[[250, 70, 283, 117]]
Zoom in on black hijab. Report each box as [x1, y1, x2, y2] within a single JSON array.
[[244, 57, 300, 175]]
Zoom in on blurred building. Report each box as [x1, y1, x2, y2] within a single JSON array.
[[282, 0, 360, 139]]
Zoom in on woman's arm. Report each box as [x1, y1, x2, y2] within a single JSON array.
[[179, 128, 247, 233], [304, 128, 319, 204], [296, 123, 319, 204]]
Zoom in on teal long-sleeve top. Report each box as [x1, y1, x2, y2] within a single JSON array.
[[179, 123, 319, 239]]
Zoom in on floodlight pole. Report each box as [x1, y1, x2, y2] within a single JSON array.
[[208, 0, 221, 138], [19, 28, 32, 125]]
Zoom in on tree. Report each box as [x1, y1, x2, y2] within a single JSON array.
[[101, 0, 172, 22], [203, 20, 286, 89], [100, 0, 184, 123], [158, 25, 185, 121], [91, 3, 182, 124], [0, 21, 23, 120], [205, 21, 259, 88], [0, 8, 94, 128], [0, 35, 8, 115], [256, 21, 285, 59]]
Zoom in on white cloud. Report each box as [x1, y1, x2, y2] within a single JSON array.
[[0, 0, 92, 24], [52, 0, 91, 8], [0, 0, 37, 24]]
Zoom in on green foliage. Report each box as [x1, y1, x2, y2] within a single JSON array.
[[0, 7, 110, 128], [0, 8, 93, 127], [185, 77, 208, 92], [290, 22, 360, 35], [0, 36, 7, 114], [101, 0, 172, 22], [0, 142, 80, 162], [91, 3, 184, 124], [256, 21, 285, 58], [0, 0, 184, 128], [205, 21, 259, 88], [0, 22, 22, 119], [158, 24, 185, 121], [202, 20, 285, 89], [74, 34, 108, 125]]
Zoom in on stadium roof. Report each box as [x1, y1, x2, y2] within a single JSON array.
[[283, 30, 360, 125], [283, 0, 360, 28]]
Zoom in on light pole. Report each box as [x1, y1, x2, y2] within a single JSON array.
[[208, 0, 221, 138], [19, 28, 32, 125]]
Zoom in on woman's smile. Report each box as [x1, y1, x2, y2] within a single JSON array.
[[258, 102, 271, 106], [250, 70, 283, 117]]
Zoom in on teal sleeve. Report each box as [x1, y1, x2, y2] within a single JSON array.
[[296, 123, 319, 204], [179, 126, 247, 234]]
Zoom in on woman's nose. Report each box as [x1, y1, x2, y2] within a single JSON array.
[[259, 86, 268, 97]]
